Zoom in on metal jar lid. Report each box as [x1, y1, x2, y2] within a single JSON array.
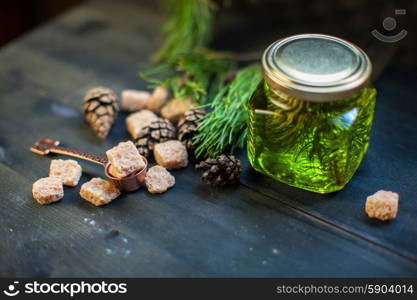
[[262, 34, 372, 102]]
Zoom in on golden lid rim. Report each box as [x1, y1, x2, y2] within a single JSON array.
[[262, 34, 372, 102]]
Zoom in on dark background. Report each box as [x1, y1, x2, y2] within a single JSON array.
[[0, 0, 85, 47], [1, 0, 416, 73]]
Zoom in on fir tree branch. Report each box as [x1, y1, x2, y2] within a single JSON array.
[[194, 64, 263, 158], [140, 51, 234, 105], [153, 0, 215, 64]]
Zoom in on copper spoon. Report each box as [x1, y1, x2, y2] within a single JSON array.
[[29, 138, 147, 193]]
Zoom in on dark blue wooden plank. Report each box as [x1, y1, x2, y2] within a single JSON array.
[[1, 151, 417, 277], [0, 0, 416, 277]]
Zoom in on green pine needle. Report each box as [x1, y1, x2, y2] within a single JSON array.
[[194, 64, 263, 158], [140, 51, 234, 105], [153, 0, 215, 64]]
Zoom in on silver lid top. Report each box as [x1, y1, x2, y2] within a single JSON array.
[[262, 34, 372, 102]]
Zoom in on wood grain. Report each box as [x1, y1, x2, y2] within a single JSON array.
[[0, 0, 416, 277]]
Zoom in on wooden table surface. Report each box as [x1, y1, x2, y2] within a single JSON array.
[[1, 0, 416, 277]]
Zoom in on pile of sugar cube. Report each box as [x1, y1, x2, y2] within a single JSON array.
[[122, 88, 189, 164], [110, 86, 192, 195], [32, 159, 82, 205], [32, 157, 123, 207], [105, 140, 177, 195], [32, 140, 179, 207], [32, 85, 195, 207], [121, 86, 193, 123]]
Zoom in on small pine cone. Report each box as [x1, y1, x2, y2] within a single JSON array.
[[133, 118, 176, 157], [83, 87, 118, 139], [134, 135, 152, 157], [177, 109, 206, 151], [195, 155, 242, 186]]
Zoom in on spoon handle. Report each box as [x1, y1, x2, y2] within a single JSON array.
[[29, 138, 107, 166], [50, 146, 108, 166]]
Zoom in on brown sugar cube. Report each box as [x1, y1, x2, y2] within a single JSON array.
[[49, 159, 82, 187], [32, 177, 64, 205], [80, 178, 120, 206], [161, 98, 194, 123], [148, 86, 169, 113], [107, 155, 146, 178], [121, 89, 151, 112], [154, 140, 188, 170], [126, 109, 158, 138], [365, 190, 399, 221], [145, 165, 175, 194], [108, 164, 120, 179], [106, 141, 145, 178]]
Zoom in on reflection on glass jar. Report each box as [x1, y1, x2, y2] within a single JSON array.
[[247, 34, 377, 193]]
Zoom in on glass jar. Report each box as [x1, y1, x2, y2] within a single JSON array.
[[247, 34, 377, 193]]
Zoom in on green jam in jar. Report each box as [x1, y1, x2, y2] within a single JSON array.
[[247, 34, 377, 193]]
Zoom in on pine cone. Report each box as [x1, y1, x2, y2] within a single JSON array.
[[83, 87, 118, 139], [177, 109, 206, 151], [134, 118, 176, 157], [195, 155, 242, 186]]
